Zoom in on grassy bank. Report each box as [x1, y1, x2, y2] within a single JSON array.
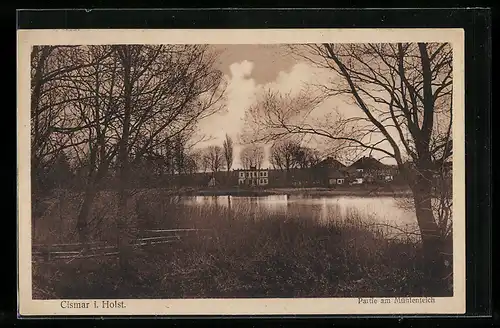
[[32, 190, 452, 299]]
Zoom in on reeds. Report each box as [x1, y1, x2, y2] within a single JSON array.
[[32, 191, 452, 299]]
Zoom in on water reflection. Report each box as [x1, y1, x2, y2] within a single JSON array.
[[180, 195, 418, 235]]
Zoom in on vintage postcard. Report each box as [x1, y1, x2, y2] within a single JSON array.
[[17, 28, 465, 316]]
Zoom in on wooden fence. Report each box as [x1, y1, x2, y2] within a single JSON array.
[[32, 228, 211, 263]]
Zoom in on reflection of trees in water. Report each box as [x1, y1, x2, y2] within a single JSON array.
[[177, 195, 420, 240]]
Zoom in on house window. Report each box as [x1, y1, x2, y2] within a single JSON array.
[[263, 171, 268, 177], [239, 172, 245, 178], [337, 179, 344, 184], [263, 178, 268, 184]]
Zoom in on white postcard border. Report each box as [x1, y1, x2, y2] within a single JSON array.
[[17, 28, 466, 316]]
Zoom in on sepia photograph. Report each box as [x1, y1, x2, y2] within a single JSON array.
[[17, 29, 465, 315]]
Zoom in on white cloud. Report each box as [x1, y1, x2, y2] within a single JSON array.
[[196, 60, 257, 146], [196, 60, 355, 169], [229, 60, 254, 80], [262, 62, 325, 95]]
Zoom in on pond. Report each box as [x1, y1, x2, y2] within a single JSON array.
[[177, 195, 420, 239]]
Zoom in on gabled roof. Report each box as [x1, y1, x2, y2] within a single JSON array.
[[349, 156, 388, 170], [314, 157, 346, 170]]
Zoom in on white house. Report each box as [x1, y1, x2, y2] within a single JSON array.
[[238, 166, 269, 186]]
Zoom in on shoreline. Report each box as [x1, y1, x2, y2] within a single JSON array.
[[46, 186, 414, 198], [174, 187, 413, 198]]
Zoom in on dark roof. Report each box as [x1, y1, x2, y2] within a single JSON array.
[[349, 156, 388, 170], [327, 170, 347, 178], [314, 157, 346, 170]]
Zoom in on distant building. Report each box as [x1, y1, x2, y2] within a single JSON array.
[[327, 170, 347, 186], [313, 157, 347, 186], [314, 157, 346, 170], [237, 166, 269, 186], [289, 168, 315, 187], [349, 156, 385, 171], [347, 156, 396, 183]]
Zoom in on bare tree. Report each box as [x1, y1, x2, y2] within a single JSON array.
[[187, 148, 207, 173], [246, 42, 453, 283], [184, 152, 200, 175], [40, 45, 122, 242], [222, 134, 234, 172], [269, 139, 300, 171], [200, 149, 212, 173], [171, 134, 188, 174], [240, 144, 265, 169], [31, 44, 226, 247], [294, 146, 322, 169], [396, 161, 452, 243], [206, 145, 225, 173], [30, 45, 114, 200], [111, 44, 226, 268], [45, 151, 74, 189], [243, 88, 351, 161]]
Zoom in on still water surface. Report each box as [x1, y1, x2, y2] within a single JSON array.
[[178, 195, 419, 237]]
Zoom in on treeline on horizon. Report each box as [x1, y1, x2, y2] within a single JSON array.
[[34, 134, 330, 192]]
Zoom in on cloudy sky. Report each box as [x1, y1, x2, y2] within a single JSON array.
[[195, 44, 389, 169]]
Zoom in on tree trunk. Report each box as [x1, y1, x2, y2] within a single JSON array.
[[76, 184, 97, 243], [117, 46, 133, 272], [411, 174, 447, 295]]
